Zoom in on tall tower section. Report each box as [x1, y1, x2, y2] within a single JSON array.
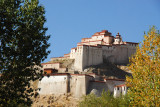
[[74, 45, 84, 71], [74, 45, 103, 71], [114, 33, 123, 44], [82, 45, 103, 70]]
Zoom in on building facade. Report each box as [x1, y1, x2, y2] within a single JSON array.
[[38, 30, 137, 98], [69, 30, 138, 71], [38, 73, 126, 98]]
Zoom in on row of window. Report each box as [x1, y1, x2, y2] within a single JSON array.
[[115, 86, 126, 91]]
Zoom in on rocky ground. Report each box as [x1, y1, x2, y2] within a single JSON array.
[[83, 63, 131, 79], [32, 93, 79, 107]]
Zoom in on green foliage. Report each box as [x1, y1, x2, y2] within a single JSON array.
[[79, 91, 129, 107], [126, 26, 160, 106], [0, 0, 50, 106]]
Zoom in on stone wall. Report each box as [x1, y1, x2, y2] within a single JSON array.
[[74, 42, 137, 71], [74, 46, 83, 71], [42, 63, 60, 70], [88, 81, 108, 96], [102, 44, 137, 65], [51, 57, 69, 62], [69, 74, 94, 98], [103, 36, 114, 44], [82, 45, 103, 70], [70, 48, 77, 59], [74, 43, 136, 71], [38, 74, 94, 98], [38, 74, 69, 95], [38, 74, 127, 98]]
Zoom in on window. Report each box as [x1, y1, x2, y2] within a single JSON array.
[[117, 87, 119, 90]]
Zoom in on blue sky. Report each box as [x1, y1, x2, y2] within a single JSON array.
[[39, 0, 160, 62]]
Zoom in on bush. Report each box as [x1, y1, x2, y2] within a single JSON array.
[[79, 91, 129, 107]]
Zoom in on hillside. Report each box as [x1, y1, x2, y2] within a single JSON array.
[[83, 62, 131, 79], [32, 59, 132, 107], [48, 58, 131, 79]]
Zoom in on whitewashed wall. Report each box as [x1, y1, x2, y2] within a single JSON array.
[[70, 48, 76, 59], [103, 36, 114, 44], [38, 75, 69, 95], [74, 43, 137, 71], [82, 46, 103, 70], [37, 74, 127, 98], [70, 74, 93, 98], [102, 44, 137, 65], [74, 46, 83, 71], [114, 85, 127, 97]]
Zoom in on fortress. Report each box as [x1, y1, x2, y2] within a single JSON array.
[[50, 30, 138, 72], [70, 30, 137, 71], [38, 30, 138, 98]]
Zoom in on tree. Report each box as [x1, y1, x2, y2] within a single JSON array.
[[0, 0, 50, 106], [126, 27, 160, 106]]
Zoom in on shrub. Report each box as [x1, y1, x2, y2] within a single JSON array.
[[79, 91, 129, 107]]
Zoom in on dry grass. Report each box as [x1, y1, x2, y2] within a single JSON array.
[[32, 94, 79, 107]]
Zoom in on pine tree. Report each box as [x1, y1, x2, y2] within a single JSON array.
[[126, 27, 160, 106], [0, 0, 50, 106]]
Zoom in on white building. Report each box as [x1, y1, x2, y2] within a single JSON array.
[[114, 84, 127, 97], [39, 30, 137, 98], [52, 30, 138, 71], [38, 73, 126, 98], [38, 73, 94, 98]]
